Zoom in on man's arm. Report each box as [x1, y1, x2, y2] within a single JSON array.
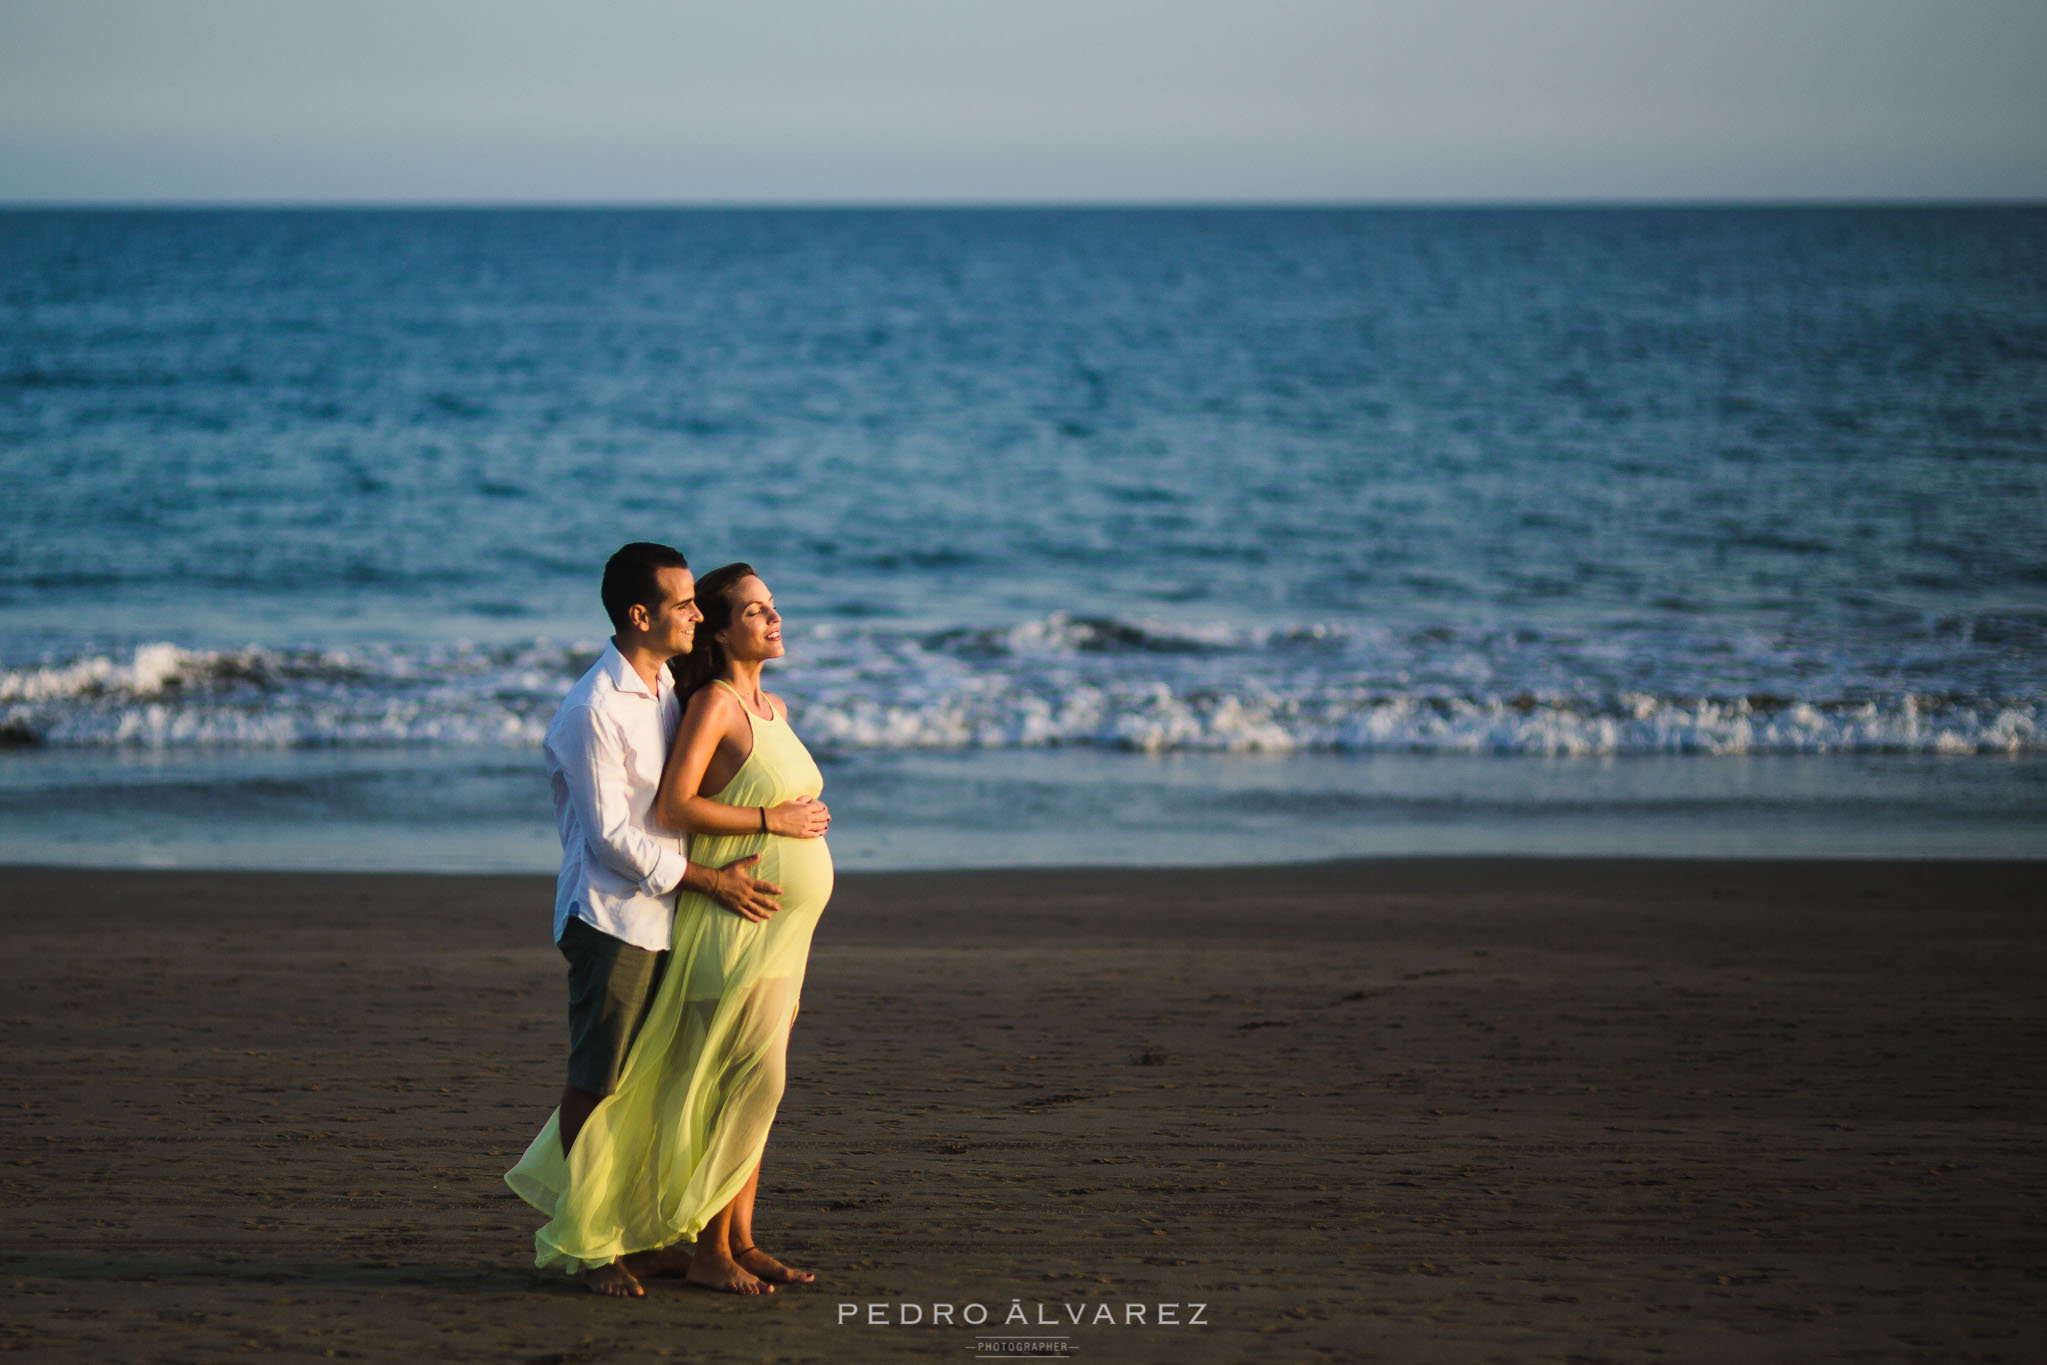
[[551, 704, 689, 897], [677, 854, 784, 924]]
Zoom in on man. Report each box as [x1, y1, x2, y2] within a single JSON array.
[[541, 541, 782, 1298]]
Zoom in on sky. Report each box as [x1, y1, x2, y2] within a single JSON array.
[[1, 0, 2043, 203]]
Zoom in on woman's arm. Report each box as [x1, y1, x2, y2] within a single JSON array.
[[655, 684, 829, 837]]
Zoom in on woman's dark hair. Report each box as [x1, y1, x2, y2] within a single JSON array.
[[600, 542, 689, 632], [670, 562, 759, 697]]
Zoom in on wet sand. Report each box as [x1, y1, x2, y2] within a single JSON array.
[[2, 860, 2043, 1362]]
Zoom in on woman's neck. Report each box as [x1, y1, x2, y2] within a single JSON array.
[[722, 659, 769, 712]]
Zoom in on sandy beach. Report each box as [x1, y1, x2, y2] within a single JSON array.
[[3, 859, 2043, 1362]]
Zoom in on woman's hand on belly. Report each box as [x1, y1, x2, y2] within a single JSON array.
[[766, 796, 830, 839]]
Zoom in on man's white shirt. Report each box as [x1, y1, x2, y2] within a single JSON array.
[[545, 642, 689, 951]]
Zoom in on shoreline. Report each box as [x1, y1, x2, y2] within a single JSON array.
[[4, 849, 2046, 879], [6, 859, 2044, 1361], [8, 748, 2045, 874]]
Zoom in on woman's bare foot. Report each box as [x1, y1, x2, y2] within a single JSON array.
[[583, 1260, 644, 1297], [621, 1245, 692, 1280], [686, 1246, 772, 1295], [732, 1244, 815, 1285]]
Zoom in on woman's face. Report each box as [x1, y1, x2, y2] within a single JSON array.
[[717, 575, 784, 664]]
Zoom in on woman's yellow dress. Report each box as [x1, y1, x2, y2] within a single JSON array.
[[505, 683, 834, 1271]]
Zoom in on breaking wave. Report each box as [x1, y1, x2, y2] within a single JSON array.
[[3, 612, 2040, 756]]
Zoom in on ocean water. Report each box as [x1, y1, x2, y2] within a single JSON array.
[[3, 207, 2044, 869]]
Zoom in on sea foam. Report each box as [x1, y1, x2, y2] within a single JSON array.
[[3, 618, 2039, 756]]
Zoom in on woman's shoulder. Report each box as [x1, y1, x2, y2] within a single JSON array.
[[682, 679, 746, 725]]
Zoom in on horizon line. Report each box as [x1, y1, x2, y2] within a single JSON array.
[[4, 195, 2044, 212]]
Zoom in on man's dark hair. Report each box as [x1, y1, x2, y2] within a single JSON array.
[[601, 542, 689, 632]]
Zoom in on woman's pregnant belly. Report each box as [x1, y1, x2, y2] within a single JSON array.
[[759, 834, 834, 929], [680, 833, 832, 990]]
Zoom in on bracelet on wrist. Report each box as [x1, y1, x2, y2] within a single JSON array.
[[759, 806, 768, 834]]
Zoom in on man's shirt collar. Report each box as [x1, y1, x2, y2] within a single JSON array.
[[597, 640, 665, 701]]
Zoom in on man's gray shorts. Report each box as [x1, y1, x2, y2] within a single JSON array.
[[558, 917, 667, 1096]]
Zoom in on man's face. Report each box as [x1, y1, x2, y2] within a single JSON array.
[[639, 565, 702, 657]]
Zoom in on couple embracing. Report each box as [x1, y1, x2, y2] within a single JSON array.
[[505, 542, 834, 1297]]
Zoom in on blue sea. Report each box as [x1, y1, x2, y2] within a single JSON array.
[[3, 207, 2044, 869]]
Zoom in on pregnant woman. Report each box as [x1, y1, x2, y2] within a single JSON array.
[[506, 562, 834, 1295]]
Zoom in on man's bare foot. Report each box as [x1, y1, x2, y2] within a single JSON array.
[[733, 1244, 816, 1285], [685, 1247, 772, 1295], [621, 1245, 692, 1280], [583, 1260, 644, 1298]]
